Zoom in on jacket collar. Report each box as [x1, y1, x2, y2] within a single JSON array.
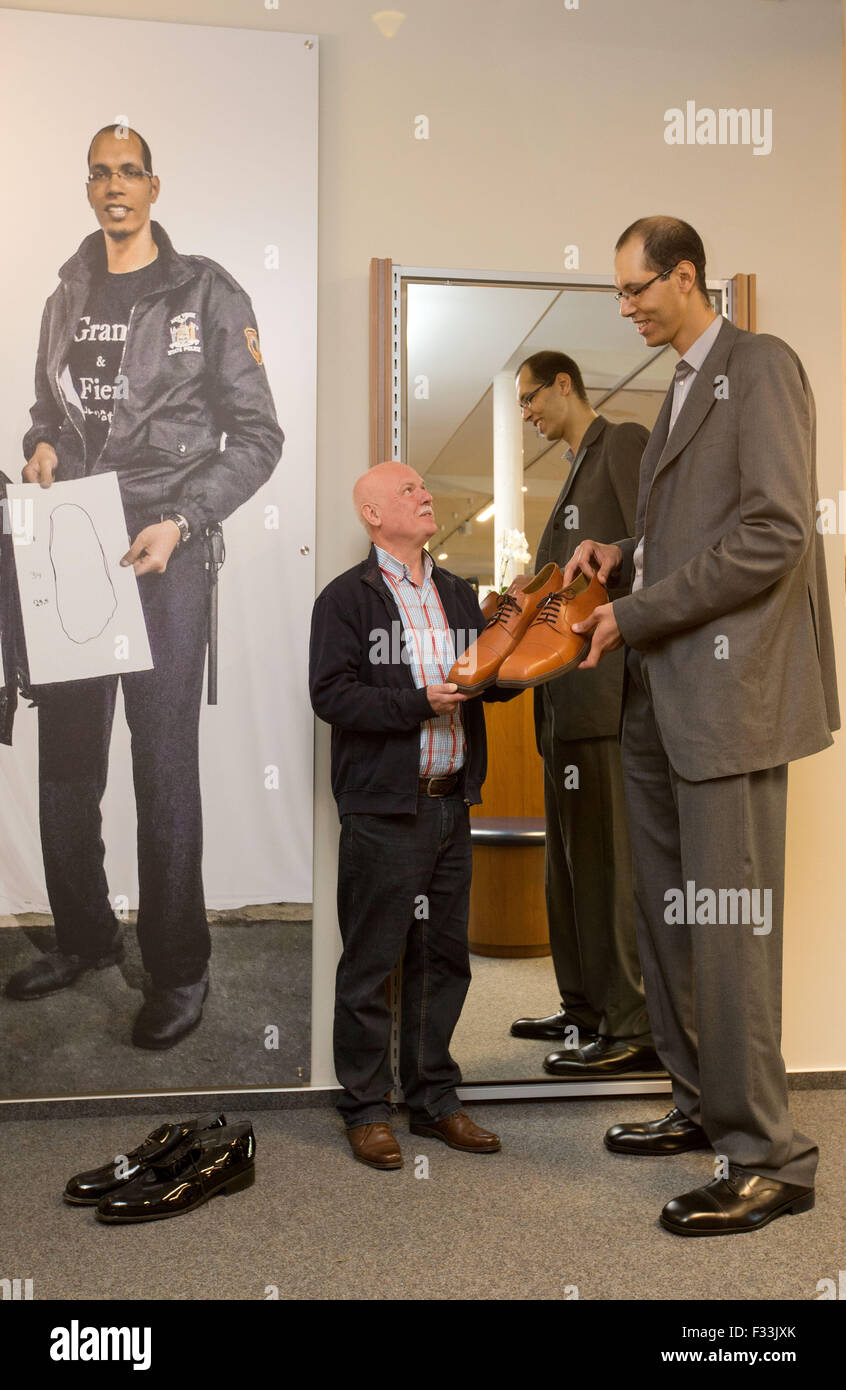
[[57, 221, 196, 292], [649, 316, 737, 483]]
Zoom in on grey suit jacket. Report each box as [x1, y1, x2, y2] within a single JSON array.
[[613, 317, 840, 782], [534, 414, 646, 746]]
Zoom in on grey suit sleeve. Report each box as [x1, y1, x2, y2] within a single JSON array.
[[613, 344, 813, 650]]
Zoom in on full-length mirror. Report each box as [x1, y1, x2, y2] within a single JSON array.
[[392, 266, 729, 1094]]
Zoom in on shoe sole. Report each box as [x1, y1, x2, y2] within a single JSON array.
[[450, 674, 498, 696], [94, 1164, 255, 1222], [604, 1136, 712, 1156], [496, 641, 591, 689], [543, 1064, 668, 1078], [510, 1028, 600, 1042], [659, 1189, 814, 1237], [409, 1124, 501, 1153], [5, 948, 125, 1001], [350, 1152, 403, 1170]]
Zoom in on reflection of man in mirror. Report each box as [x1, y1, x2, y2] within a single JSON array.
[[309, 462, 509, 1169], [4, 125, 283, 1048], [563, 215, 838, 1236], [511, 351, 659, 1077]]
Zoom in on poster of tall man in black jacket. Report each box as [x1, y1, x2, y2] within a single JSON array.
[[4, 125, 283, 1048], [310, 461, 510, 1170]]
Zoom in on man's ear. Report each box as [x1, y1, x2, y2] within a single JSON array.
[[149, 175, 161, 205]]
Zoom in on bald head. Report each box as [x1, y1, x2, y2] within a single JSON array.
[[353, 461, 436, 551]]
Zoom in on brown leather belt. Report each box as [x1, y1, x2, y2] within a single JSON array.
[[418, 773, 460, 798]]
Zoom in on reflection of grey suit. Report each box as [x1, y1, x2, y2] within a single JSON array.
[[534, 416, 651, 1038], [613, 317, 839, 1185]]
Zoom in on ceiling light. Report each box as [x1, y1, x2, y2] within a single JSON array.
[[438, 552, 448, 560], [371, 10, 406, 38], [476, 503, 495, 523]]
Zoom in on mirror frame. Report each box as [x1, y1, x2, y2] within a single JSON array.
[[370, 260, 754, 1103]]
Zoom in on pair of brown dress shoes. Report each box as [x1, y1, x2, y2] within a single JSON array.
[[346, 1111, 501, 1169], [449, 562, 607, 694]]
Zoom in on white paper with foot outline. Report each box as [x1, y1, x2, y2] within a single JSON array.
[[8, 472, 153, 683]]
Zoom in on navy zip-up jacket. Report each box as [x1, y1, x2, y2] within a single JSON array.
[[309, 544, 516, 818], [24, 220, 283, 530]]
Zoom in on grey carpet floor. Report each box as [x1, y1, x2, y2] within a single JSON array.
[[1, 1092, 843, 1300], [0, 921, 311, 1099]]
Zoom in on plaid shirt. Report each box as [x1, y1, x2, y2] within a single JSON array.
[[375, 545, 466, 775]]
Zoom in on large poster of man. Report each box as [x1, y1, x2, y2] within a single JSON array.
[[0, 10, 317, 1099]]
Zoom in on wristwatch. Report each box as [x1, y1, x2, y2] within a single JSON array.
[[162, 512, 192, 545]]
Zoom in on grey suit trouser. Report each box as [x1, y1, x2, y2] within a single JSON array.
[[621, 649, 818, 1187], [540, 714, 652, 1041]]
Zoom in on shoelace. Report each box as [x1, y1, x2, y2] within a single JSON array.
[[486, 591, 522, 627], [533, 591, 569, 626], [152, 1134, 205, 1177]]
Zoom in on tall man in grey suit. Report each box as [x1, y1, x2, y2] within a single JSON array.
[[510, 351, 660, 1077], [564, 216, 839, 1236]]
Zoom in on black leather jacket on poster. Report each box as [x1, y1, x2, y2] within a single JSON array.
[[23, 220, 284, 530]]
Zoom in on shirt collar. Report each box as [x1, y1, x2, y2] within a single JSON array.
[[681, 314, 724, 375], [375, 544, 433, 585]]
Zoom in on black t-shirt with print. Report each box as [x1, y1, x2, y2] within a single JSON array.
[[67, 257, 162, 466]]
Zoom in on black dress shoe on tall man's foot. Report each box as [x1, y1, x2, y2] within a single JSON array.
[[605, 1107, 711, 1156], [660, 1167, 815, 1237], [5, 932, 124, 1001], [96, 1121, 256, 1223], [64, 1113, 227, 1205], [544, 1035, 665, 1076], [510, 1008, 598, 1043], [132, 969, 209, 1050]]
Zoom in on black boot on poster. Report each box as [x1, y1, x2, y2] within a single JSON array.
[[5, 929, 124, 1000], [132, 967, 209, 1049]]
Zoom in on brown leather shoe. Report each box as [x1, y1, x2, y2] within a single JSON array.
[[496, 571, 607, 688], [448, 563, 563, 694], [409, 1110, 501, 1153], [478, 574, 531, 623], [345, 1123, 403, 1170]]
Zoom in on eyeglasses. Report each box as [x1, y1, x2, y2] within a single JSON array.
[[87, 164, 152, 185], [614, 263, 680, 304], [518, 378, 555, 415]]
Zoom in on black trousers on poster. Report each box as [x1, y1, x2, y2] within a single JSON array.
[[36, 536, 211, 989], [334, 791, 473, 1128]]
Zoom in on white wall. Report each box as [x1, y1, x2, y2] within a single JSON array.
[[6, 0, 844, 1080]]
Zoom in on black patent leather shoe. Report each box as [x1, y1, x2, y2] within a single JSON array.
[[5, 932, 124, 1000], [64, 1113, 227, 1205], [660, 1166, 815, 1237], [510, 1008, 597, 1043], [132, 969, 209, 1049], [543, 1035, 665, 1076], [605, 1107, 711, 1155], [95, 1121, 256, 1222]]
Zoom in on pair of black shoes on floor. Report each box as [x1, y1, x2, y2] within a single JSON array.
[[605, 1107, 814, 1237], [63, 1113, 255, 1222], [5, 930, 209, 1050]]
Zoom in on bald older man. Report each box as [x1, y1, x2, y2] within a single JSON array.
[[309, 462, 510, 1169]]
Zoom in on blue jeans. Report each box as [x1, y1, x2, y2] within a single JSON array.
[[334, 791, 472, 1127]]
